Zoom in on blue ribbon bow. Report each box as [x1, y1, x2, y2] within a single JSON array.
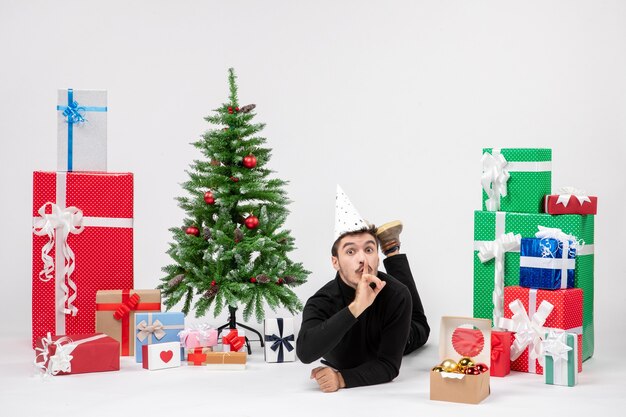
[[265, 318, 294, 363], [61, 99, 87, 124], [56, 89, 107, 171]]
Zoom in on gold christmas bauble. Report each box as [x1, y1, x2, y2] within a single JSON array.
[[431, 366, 445, 372], [440, 358, 458, 373], [457, 357, 475, 372]]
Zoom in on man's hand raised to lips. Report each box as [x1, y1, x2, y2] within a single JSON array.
[[348, 260, 386, 318]]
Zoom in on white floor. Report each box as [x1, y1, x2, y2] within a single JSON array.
[[1, 334, 624, 417]]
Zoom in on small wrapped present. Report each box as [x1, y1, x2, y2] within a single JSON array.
[[544, 187, 597, 215], [135, 312, 185, 362], [519, 226, 581, 290], [32, 171, 134, 348], [34, 333, 119, 376], [178, 324, 218, 349], [473, 210, 595, 361], [430, 317, 491, 404], [203, 352, 247, 370], [142, 341, 181, 370], [222, 329, 245, 352], [95, 289, 161, 356], [264, 318, 296, 363], [500, 286, 583, 375], [481, 148, 552, 213], [186, 347, 214, 366], [57, 89, 107, 172], [543, 331, 579, 387], [490, 331, 512, 377]]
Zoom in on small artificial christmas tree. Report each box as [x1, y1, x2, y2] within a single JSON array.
[[159, 68, 309, 324]]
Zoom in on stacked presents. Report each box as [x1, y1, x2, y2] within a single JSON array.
[[32, 98, 297, 374], [33, 88, 132, 374], [473, 148, 596, 385], [432, 147, 596, 404], [31, 89, 290, 375]]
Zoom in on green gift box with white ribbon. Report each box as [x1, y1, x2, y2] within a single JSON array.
[[473, 210, 595, 360], [543, 331, 579, 387], [482, 148, 552, 213]]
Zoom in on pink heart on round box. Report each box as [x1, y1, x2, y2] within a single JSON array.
[[178, 325, 218, 349]]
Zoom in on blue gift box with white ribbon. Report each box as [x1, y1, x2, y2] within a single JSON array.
[[135, 312, 185, 362], [264, 318, 296, 363], [519, 237, 576, 290], [57, 88, 107, 172]]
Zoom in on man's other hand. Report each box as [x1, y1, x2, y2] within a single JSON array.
[[310, 366, 346, 393]]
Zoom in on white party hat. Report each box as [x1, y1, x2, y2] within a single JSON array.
[[334, 185, 368, 240]]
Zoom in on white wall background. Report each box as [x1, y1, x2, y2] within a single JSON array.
[[1, 0, 625, 354]]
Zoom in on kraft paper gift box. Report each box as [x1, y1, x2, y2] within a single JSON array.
[[481, 148, 552, 213], [34, 333, 119, 376], [544, 188, 597, 215], [264, 318, 296, 363], [57, 89, 107, 172], [186, 347, 214, 366], [96, 289, 161, 356], [430, 317, 491, 405], [473, 210, 594, 360], [519, 236, 577, 290], [142, 341, 181, 370], [203, 352, 247, 370], [501, 286, 583, 375], [32, 171, 134, 348], [135, 311, 185, 362], [543, 331, 579, 387]]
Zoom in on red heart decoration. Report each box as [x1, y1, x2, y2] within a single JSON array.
[[160, 350, 173, 363]]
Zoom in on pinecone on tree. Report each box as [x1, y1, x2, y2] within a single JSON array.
[[203, 286, 219, 299], [168, 274, 185, 288], [284, 276, 296, 285], [240, 104, 256, 113], [256, 274, 270, 284], [203, 227, 212, 240], [234, 228, 244, 243]]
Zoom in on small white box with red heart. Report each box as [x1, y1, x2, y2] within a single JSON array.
[[142, 342, 181, 370]]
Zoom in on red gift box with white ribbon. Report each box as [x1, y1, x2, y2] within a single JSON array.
[[34, 333, 119, 376], [544, 187, 597, 215], [32, 171, 133, 348], [500, 286, 583, 375]]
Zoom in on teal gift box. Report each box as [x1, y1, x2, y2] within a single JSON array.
[[135, 312, 185, 362], [473, 210, 594, 360], [481, 148, 551, 213], [544, 332, 579, 387]]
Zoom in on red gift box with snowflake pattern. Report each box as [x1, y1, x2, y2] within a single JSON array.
[[503, 286, 583, 374], [32, 171, 133, 348]]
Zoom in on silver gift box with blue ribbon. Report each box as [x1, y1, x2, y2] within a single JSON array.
[[519, 237, 576, 290], [57, 88, 107, 172]]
